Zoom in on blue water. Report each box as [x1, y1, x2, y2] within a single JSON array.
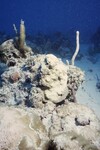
[[0, 0, 100, 41]]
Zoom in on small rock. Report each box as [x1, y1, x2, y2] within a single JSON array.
[[10, 71, 20, 82]]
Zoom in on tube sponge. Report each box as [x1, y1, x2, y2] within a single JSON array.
[[71, 31, 80, 65], [19, 19, 26, 50]]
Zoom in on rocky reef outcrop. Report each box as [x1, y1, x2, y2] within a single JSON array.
[[0, 39, 84, 107], [0, 39, 100, 150]]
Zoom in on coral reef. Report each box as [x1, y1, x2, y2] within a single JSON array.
[[0, 103, 100, 150], [0, 51, 84, 106], [0, 39, 33, 67], [0, 23, 100, 149]]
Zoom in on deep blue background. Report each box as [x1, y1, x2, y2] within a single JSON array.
[[0, 0, 100, 41]]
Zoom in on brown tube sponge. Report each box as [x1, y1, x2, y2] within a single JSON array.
[[19, 19, 26, 49]]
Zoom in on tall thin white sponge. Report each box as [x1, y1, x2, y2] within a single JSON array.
[[71, 31, 80, 65]]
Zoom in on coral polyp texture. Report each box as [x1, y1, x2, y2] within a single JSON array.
[[0, 106, 49, 150], [0, 22, 100, 150]]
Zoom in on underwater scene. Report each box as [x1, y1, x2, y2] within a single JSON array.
[[0, 0, 100, 149]]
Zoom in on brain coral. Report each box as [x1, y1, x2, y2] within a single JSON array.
[[0, 106, 49, 150]]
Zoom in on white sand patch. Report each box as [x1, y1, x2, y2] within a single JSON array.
[[76, 44, 100, 119]]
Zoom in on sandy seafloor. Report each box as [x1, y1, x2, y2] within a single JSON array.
[[70, 44, 100, 119]]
